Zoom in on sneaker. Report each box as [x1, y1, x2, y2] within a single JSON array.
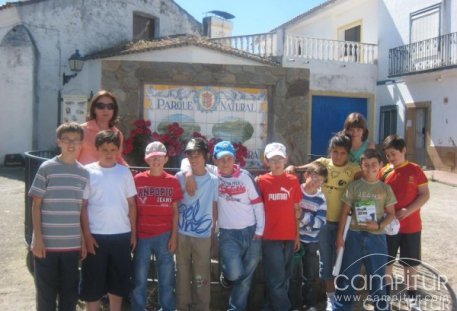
[[219, 273, 233, 288], [409, 298, 422, 311], [326, 295, 336, 311], [363, 299, 375, 311], [306, 307, 317, 311]]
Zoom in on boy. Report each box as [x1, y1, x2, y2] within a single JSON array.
[[80, 130, 137, 311], [287, 132, 360, 311], [175, 137, 219, 311], [212, 141, 265, 310], [29, 122, 89, 311], [335, 149, 396, 311], [298, 162, 328, 311], [379, 134, 430, 306], [256, 142, 302, 311], [131, 141, 183, 311]]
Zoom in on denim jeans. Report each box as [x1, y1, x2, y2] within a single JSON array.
[[334, 230, 389, 311], [131, 232, 176, 311], [219, 225, 261, 311], [302, 242, 321, 308], [319, 222, 339, 280], [262, 240, 295, 311]]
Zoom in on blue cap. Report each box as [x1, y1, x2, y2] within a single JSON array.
[[213, 141, 236, 159]]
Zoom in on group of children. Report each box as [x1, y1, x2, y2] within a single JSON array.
[[30, 111, 429, 311]]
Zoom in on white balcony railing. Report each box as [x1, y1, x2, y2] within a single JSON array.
[[210, 33, 278, 58], [210, 33, 378, 64], [285, 35, 378, 64]]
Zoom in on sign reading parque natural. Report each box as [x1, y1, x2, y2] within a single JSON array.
[[144, 84, 268, 168]]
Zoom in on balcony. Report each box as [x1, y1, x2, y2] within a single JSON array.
[[210, 33, 378, 64], [389, 32, 457, 77]]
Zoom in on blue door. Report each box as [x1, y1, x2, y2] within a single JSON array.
[[311, 96, 368, 157]]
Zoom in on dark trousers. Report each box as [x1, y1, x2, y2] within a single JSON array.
[[34, 251, 80, 311]]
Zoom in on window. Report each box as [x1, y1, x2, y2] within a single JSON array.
[[133, 13, 158, 41], [410, 4, 441, 43], [338, 22, 362, 62], [344, 25, 361, 42], [379, 105, 398, 143]]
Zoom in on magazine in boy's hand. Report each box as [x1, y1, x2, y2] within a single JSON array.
[[354, 200, 377, 224]]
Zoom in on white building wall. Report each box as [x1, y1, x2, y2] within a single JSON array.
[[281, 0, 378, 96], [377, 0, 457, 148], [286, 0, 378, 44], [0, 0, 200, 162], [0, 42, 34, 158]]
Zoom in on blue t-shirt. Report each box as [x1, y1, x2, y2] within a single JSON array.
[[176, 170, 219, 238]]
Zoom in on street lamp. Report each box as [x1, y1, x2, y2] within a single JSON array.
[[62, 49, 84, 85]]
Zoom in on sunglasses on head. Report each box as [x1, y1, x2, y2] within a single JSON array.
[[95, 102, 115, 110]]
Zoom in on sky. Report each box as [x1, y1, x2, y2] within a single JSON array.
[[174, 0, 328, 35], [0, 0, 329, 36]]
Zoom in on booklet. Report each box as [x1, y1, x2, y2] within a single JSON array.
[[354, 199, 377, 224]]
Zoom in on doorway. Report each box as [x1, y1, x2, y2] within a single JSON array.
[[405, 103, 431, 167]]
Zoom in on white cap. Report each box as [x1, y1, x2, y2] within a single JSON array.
[[384, 218, 400, 236], [144, 141, 167, 160], [264, 142, 287, 159]]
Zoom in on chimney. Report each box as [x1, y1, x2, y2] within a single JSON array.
[[203, 15, 233, 38]]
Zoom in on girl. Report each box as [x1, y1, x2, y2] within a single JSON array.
[[343, 112, 375, 163]]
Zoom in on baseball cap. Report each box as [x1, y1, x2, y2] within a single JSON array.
[[144, 141, 167, 160], [384, 218, 400, 236], [264, 142, 287, 159], [213, 141, 236, 159], [185, 137, 209, 154]]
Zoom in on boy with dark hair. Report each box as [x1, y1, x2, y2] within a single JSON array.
[[29, 122, 89, 311], [80, 130, 137, 311], [379, 134, 430, 307], [297, 162, 328, 311], [212, 141, 265, 311], [335, 149, 396, 311], [131, 141, 183, 311], [257, 142, 302, 311], [175, 137, 219, 311]]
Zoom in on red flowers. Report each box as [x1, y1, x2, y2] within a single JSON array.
[[124, 119, 248, 167]]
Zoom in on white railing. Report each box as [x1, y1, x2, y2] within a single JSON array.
[[285, 35, 378, 64], [209, 32, 278, 58]]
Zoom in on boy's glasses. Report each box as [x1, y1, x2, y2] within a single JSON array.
[[95, 102, 115, 110], [59, 138, 82, 145]]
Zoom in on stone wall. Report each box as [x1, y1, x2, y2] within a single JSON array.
[[102, 61, 310, 165]]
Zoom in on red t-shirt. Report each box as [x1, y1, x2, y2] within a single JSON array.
[[378, 161, 428, 233], [134, 171, 183, 238], [257, 173, 301, 240]]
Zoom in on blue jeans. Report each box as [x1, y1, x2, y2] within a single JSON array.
[[131, 232, 176, 311], [262, 240, 295, 311], [319, 222, 339, 280], [219, 225, 261, 311], [334, 230, 390, 311]]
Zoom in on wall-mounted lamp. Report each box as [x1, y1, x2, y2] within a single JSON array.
[[63, 49, 84, 85]]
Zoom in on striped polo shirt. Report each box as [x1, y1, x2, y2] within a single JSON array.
[[29, 156, 89, 251]]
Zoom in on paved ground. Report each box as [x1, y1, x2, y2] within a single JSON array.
[[0, 166, 456, 310]]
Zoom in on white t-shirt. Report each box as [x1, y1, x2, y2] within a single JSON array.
[[84, 163, 137, 234]]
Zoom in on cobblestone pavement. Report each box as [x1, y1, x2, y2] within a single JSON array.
[[0, 167, 456, 310]]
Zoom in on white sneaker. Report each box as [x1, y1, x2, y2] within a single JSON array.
[[326, 295, 336, 311], [307, 307, 317, 311], [409, 298, 422, 311]]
